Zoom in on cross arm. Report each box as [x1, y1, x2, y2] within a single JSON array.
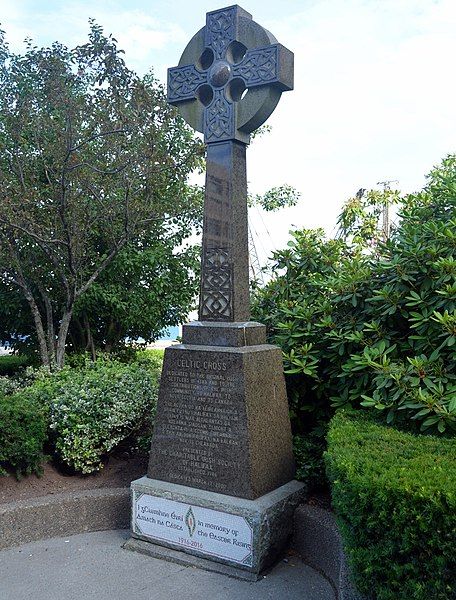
[[167, 64, 208, 105], [232, 43, 294, 92]]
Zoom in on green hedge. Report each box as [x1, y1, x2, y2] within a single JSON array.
[[293, 431, 327, 490], [325, 410, 455, 600], [0, 393, 47, 477], [0, 354, 28, 376]]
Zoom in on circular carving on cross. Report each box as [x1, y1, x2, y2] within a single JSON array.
[[167, 5, 294, 144], [208, 60, 232, 88]]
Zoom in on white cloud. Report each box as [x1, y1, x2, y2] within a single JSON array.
[[2, 0, 455, 263], [245, 0, 456, 260], [2, 1, 186, 76]]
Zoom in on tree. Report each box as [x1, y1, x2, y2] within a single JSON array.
[[70, 218, 201, 355], [0, 23, 203, 367], [253, 155, 456, 436], [336, 187, 401, 248]]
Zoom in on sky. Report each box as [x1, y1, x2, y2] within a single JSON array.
[[2, 0, 456, 266]]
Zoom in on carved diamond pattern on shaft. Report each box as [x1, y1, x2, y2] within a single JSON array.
[[200, 248, 233, 321]]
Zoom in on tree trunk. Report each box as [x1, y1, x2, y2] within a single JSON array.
[[38, 284, 56, 366], [69, 317, 86, 352], [105, 319, 124, 353], [55, 309, 73, 368], [83, 313, 96, 362], [25, 294, 50, 368]]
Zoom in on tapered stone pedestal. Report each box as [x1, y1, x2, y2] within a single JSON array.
[[147, 326, 295, 500], [127, 323, 305, 577]]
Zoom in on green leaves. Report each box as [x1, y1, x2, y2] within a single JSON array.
[[22, 355, 161, 474], [249, 184, 300, 212], [0, 24, 204, 363], [326, 410, 456, 600], [253, 154, 456, 437], [0, 392, 48, 477]]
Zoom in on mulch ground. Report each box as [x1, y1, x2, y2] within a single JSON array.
[[1, 454, 332, 511], [0, 453, 148, 505]]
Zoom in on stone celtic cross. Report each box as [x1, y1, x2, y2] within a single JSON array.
[[168, 5, 293, 322]]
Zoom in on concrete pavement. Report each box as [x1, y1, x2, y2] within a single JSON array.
[[0, 529, 335, 600]]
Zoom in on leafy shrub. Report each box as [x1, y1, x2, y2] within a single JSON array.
[[325, 410, 456, 600], [134, 348, 165, 371], [0, 393, 48, 477], [293, 431, 327, 490], [253, 155, 456, 435], [22, 359, 159, 474], [0, 354, 28, 376], [0, 375, 22, 397]]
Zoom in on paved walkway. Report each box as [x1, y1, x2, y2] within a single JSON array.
[[0, 530, 335, 600]]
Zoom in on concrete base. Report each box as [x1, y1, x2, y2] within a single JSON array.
[[124, 537, 261, 581], [0, 487, 129, 550], [126, 477, 305, 580], [292, 505, 368, 600]]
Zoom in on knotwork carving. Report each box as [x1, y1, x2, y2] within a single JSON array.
[[205, 89, 234, 142], [205, 8, 235, 59], [200, 248, 233, 320], [232, 46, 278, 86], [167, 6, 293, 144], [168, 65, 206, 103]]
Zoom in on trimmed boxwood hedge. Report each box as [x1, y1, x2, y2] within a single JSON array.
[[325, 410, 455, 600]]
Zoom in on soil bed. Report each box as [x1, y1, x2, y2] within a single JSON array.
[[0, 454, 148, 505]]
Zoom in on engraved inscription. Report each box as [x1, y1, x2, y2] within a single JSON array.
[[150, 354, 246, 494]]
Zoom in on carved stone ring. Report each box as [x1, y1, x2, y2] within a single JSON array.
[[167, 5, 294, 144]]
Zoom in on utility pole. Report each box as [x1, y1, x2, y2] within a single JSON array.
[[248, 223, 265, 285], [377, 180, 399, 241]]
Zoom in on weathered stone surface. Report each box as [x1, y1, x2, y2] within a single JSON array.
[[198, 141, 250, 322], [128, 4, 297, 577], [148, 343, 295, 500], [182, 321, 266, 347], [168, 5, 294, 324], [128, 477, 305, 578]]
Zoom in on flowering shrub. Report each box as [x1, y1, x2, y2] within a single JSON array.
[[0, 375, 22, 397], [18, 357, 160, 474], [53, 362, 157, 473]]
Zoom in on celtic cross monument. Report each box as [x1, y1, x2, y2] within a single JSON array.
[[127, 5, 304, 580], [168, 4, 293, 322]]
